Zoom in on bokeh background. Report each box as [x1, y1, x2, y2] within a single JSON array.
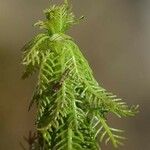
[[0, 0, 149, 149]]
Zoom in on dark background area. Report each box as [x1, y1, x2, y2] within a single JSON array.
[[0, 0, 149, 149]]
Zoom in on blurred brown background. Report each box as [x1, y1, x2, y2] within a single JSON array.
[[0, 0, 149, 149]]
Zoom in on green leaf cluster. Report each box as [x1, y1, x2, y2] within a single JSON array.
[[22, 1, 138, 149]]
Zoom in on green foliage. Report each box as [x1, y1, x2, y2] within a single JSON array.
[[22, 1, 138, 149]]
